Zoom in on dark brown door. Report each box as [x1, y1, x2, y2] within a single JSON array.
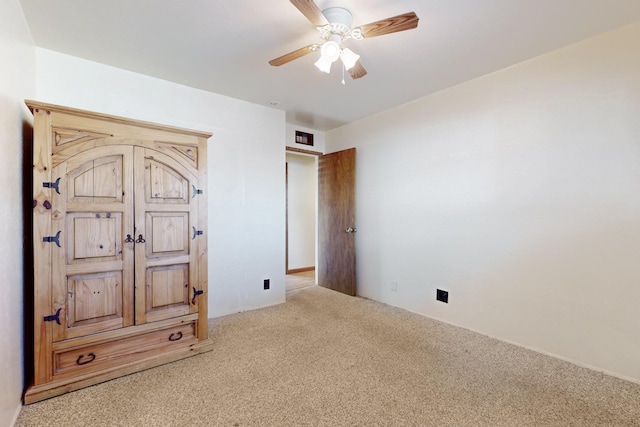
[[318, 148, 357, 296]]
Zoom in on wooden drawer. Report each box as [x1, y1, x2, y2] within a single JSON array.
[[53, 322, 196, 377]]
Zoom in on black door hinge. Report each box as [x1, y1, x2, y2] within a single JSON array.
[[44, 308, 62, 325], [192, 226, 203, 240], [43, 230, 62, 248], [43, 177, 61, 194], [192, 185, 203, 198], [191, 287, 204, 305]]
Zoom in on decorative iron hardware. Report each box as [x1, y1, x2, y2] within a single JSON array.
[[192, 185, 203, 198], [43, 177, 61, 194], [192, 287, 204, 305], [135, 234, 146, 243], [169, 331, 183, 341], [44, 308, 62, 325], [43, 230, 62, 247], [124, 234, 134, 243], [192, 226, 203, 240], [76, 353, 96, 365]]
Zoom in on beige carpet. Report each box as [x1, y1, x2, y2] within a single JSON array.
[[16, 286, 640, 426]]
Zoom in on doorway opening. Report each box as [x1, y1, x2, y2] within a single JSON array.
[[286, 150, 318, 292]]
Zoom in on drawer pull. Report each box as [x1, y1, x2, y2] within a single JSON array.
[[76, 352, 96, 365], [169, 331, 183, 342]]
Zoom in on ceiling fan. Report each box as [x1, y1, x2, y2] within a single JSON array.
[[269, 0, 419, 80]]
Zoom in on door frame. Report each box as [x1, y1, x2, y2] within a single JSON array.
[[285, 147, 322, 276]]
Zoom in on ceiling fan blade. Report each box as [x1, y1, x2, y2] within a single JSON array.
[[348, 60, 367, 79], [355, 12, 419, 38], [269, 44, 317, 66], [290, 0, 329, 27]]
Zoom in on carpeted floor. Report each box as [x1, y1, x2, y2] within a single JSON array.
[[16, 286, 640, 426]]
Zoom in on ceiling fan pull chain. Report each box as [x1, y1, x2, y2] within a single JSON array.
[[341, 64, 346, 85]]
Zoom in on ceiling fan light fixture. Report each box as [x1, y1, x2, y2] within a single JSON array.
[[271, 1, 419, 81], [314, 56, 333, 73], [315, 40, 341, 73], [320, 40, 341, 62], [340, 47, 360, 70]]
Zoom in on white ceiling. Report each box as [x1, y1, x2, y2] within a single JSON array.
[[19, 0, 640, 131]]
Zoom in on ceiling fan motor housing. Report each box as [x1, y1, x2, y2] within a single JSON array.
[[320, 7, 354, 41]]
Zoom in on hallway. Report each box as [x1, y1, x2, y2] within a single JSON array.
[[285, 270, 316, 292]]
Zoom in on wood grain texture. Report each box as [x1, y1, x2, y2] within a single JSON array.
[[25, 337, 213, 404], [136, 147, 200, 325], [318, 148, 357, 296], [286, 146, 323, 156], [53, 322, 196, 377], [25, 100, 212, 403], [26, 100, 212, 139], [357, 12, 419, 38], [51, 146, 134, 343], [269, 44, 317, 66], [290, 0, 329, 27], [348, 60, 368, 79], [32, 107, 53, 385], [195, 135, 209, 340]]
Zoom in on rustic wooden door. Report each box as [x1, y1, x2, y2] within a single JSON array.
[[50, 144, 203, 340], [317, 148, 357, 296], [51, 145, 135, 341], [134, 147, 202, 324]]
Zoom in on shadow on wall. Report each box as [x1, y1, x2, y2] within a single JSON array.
[[22, 117, 34, 398]]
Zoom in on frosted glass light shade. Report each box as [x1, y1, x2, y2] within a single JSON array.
[[320, 40, 341, 62], [314, 56, 333, 73], [340, 47, 360, 70], [314, 41, 359, 74], [315, 40, 342, 73]]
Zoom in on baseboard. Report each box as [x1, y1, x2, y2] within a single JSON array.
[[287, 267, 315, 274], [399, 308, 640, 386]]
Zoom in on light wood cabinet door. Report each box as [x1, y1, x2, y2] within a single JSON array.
[[51, 146, 135, 342], [50, 145, 204, 340], [134, 147, 203, 324]]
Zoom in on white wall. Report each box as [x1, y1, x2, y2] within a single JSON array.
[[286, 153, 316, 271], [0, 1, 36, 425], [35, 48, 287, 318], [326, 22, 640, 383]]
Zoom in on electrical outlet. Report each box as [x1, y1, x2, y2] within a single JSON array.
[[263, 279, 270, 290], [391, 281, 398, 291], [436, 289, 448, 303]]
